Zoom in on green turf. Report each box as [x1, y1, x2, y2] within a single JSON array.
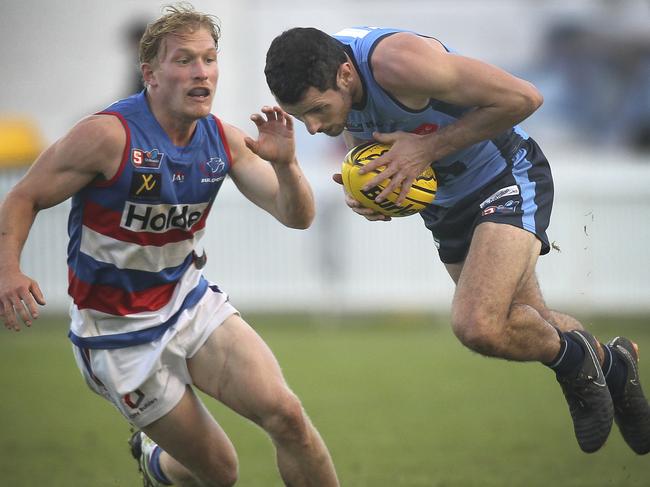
[[1, 313, 649, 486]]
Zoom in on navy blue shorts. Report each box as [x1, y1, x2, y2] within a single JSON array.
[[420, 138, 554, 264]]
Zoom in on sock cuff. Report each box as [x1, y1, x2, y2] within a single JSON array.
[[149, 446, 173, 485], [546, 332, 568, 368], [602, 343, 614, 377]]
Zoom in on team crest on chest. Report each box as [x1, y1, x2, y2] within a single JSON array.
[[132, 148, 164, 169], [199, 157, 226, 183]]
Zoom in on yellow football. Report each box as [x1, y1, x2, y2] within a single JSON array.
[[341, 142, 437, 217]]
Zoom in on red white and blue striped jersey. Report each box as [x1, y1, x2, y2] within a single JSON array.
[[67, 91, 232, 349]]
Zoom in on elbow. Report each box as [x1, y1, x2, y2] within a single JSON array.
[[287, 207, 315, 230], [521, 83, 544, 117]]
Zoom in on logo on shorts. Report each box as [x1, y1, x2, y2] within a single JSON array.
[[482, 199, 520, 216], [479, 185, 520, 209], [123, 389, 159, 420], [123, 389, 145, 409]]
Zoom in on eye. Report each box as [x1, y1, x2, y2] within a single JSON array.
[[176, 58, 190, 65]]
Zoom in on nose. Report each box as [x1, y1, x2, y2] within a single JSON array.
[[192, 60, 209, 80], [305, 118, 321, 135]]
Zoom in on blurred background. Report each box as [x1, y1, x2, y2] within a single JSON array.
[[2, 1, 650, 486], [1, 0, 649, 315]]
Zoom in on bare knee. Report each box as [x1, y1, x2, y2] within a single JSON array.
[[205, 457, 238, 487], [261, 392, 310, 446], [184, 451, 238, 487], [451, 308, 502, 356]]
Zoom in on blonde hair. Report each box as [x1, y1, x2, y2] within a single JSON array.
[[139, 2, 221, 65]]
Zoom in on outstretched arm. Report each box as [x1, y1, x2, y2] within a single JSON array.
[[227, 106, 315, 229], [0, 115, 124, 330], [360, 32, 543, 203]]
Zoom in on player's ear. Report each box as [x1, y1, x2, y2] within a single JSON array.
[[142, 63, 157, 88], [337, 62, 353, 89]]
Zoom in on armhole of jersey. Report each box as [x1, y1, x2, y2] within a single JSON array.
[[367, 33, 434, 115], [213, 115, 234, 168], [92, 111, 130, 188]]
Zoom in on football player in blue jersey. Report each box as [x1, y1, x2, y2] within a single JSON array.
[[0, 6, 339, 487], [265, 26, 649, 455]]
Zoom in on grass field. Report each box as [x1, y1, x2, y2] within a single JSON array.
[[1, 313, 649, 486]]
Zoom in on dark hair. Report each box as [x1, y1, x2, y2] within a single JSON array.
[[265, 27, 347, 104]]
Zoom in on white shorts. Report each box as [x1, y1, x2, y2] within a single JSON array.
[[71, 285, 238, 428]]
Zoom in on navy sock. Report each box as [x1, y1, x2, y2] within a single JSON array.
[[149, 446, 173, 485], [546, 331, 585, 376], [602, 342, 627, 397]]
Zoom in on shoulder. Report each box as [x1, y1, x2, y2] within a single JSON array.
[[218, 120, 249, 163], [69, 114, 125, 146], [56, 114, 127, 178], [371, 32, 449, 89]]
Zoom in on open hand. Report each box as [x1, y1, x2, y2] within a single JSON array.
[[244, 106, 296, 165], [0, 271, 45, 331]]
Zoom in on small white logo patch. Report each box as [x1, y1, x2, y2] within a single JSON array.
[[479, 185, 520, 209]]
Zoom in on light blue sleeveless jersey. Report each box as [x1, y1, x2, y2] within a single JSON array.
[[334, 27, 531, 207]]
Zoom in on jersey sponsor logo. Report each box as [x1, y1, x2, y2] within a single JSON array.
[[129, 172, 161, 200], [479, 185, 520, 209], [413, 123, 439, 135], [199, 157, 226, 183], [132, 148, 164, 169], [121, 201, 209, 232], [172, 171, 185, 183]]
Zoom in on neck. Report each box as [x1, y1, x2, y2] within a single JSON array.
[[145, 90, 197, 147]]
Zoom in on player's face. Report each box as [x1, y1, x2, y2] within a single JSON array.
[[147, 28, 218, 121], [282, 87, 352, 137]]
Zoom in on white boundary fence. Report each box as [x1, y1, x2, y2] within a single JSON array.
[[2, 150, 650, 316]]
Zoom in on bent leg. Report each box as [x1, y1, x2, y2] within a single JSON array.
[[449, 260, 585, 334], [450, 222, 561, 362], [188, 314, 339, 487], [142, 387, 238, 487]]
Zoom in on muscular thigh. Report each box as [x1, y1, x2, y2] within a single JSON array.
[[188, 314, 293, 423], [451, 222, 541, 320]]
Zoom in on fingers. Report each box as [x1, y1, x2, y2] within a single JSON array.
[[1, 298, 19, 331], [395, 176, 416, 205], [249, 106, 289, 127], [31, 281, 46, 306], [283, 110, 294, 130], [1, 283, 44, 332], [13, 294, 34, 328], [338, 185, 391, 221], [354, 207, 391, 221], [372, 130, 397, 145], [244, 136, 258, 154], [357, 154, 390, 176]]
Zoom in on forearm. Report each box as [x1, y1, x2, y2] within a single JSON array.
[[425, 102, 537, 162], [270, 160, 315, 229], [425, 85, 542, 162], [0, 190, 39, 273]]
